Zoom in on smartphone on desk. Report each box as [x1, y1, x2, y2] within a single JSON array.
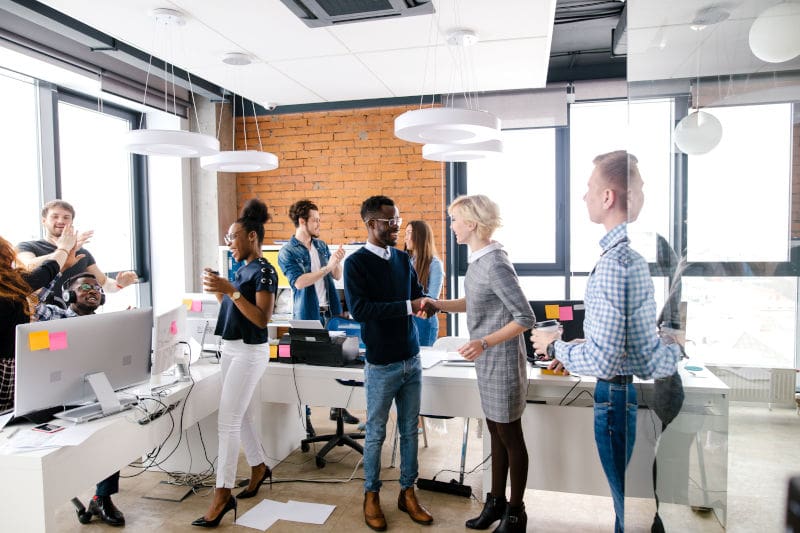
[[32, 422, 65, 434]]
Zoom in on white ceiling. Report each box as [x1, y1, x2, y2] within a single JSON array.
[[627, 0, 800, 82], [37, 0, 557, 108]]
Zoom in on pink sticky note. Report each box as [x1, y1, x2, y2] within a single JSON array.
[[559, 306, 574, 321], [191, 300, 202, 312], [170, 320, 178, 335], [49, 331, 69, 351], [278, 344, 291, 358]]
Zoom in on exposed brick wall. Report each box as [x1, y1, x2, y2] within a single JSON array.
[[793, 124, 800, 238], [234, 104, 448, 332]]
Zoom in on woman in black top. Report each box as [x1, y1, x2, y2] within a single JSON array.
[[0, 229, 76, 411], [192, 199, 278, 528]]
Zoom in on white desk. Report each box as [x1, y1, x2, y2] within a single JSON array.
[[260, 355, 729, 525], [0, 361, 222, 533], [0, 356, 728, 532]]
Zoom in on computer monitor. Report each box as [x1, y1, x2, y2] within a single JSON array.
[[525, 300, 586, 359], [152, 304, 188, 375], [184, 293, 221, 353], [13, 308, 153, 419]]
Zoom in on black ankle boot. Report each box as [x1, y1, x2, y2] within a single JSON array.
[[493, 503, 527, 533], [466, 493, 507, 530]]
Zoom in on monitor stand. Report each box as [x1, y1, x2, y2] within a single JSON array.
[[86, 372, 124, 415]]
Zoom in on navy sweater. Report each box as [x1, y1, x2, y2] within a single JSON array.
[[344, 247, 425, 365]]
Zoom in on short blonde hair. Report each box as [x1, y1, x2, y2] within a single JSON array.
[[448, 194, 502, 240]]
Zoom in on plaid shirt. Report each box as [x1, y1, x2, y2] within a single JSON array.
[[33, 273, 79, 321], [555, 223, 680, 380]]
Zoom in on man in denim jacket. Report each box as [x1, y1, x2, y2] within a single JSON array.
[[278, 199, 359, 428]]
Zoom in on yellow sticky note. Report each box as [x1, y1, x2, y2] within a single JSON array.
[[29, 330, 50, 351], [182, 299, 192, 310], [545, 305, 560, 319]]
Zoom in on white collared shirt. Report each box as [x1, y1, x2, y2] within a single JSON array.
[[468, 241, 503, 263], [365, 241, 392, 260]]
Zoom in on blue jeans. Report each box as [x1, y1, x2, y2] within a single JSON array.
[[594, 380, 637, 533], [413, 315, 438, 347], [363, 355, 422, 492]]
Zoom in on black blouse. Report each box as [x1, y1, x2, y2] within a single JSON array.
[[0, 260, 60, 359]]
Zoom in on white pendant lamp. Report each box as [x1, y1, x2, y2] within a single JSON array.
[[395, 107, 501, 145], [201, 150, 278, 172], [200, 53, 279, 173], [123, 129, 219, 157], [123, 8, 219, 158], [393, 25, 503, 162], [422, 139, 503, 162], [673, 110, 722, 155], [748, 2, 800, 63]]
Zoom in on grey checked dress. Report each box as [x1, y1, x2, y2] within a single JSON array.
[[466, 245, 535, 423]]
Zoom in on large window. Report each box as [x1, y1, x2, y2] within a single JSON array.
[[467, 128, 557, 264], [686, 103, 792, 262], [0, 69, 41, 243], [569, 99, 673, 276], [0, 61, 148, 311]]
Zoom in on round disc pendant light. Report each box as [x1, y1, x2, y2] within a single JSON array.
[[123, 129, 219, 157], [422, 139, 503, 162], [395, 107, 501, 145], [200, 150, 278, 172]]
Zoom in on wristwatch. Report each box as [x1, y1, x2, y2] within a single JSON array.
[[546, 341, 556, 358], [480, 338, 489, 351], [231, 291, 241, 301]]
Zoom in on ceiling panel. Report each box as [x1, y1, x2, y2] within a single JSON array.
[[272, 54, 394, 101], [36, 0, 557, 106]]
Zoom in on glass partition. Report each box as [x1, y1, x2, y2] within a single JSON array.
[[626, 1, 800, 531]]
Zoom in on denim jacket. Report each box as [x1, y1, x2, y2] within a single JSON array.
[[278, 235, 342, 321]]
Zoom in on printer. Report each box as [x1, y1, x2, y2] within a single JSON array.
[[288, 328, 360, 366]]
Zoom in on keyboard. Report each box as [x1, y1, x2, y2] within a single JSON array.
[[54, 397, 137, 423]]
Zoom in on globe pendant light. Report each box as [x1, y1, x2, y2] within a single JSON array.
[[122, 8, 219, 157], [673, 110, 722, 155], [673, 12, 724, 156], [748, 2, 800, 63], [200, 53, 279, 173]]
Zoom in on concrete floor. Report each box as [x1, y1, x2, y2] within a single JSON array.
[[51, 404, 799, 532]]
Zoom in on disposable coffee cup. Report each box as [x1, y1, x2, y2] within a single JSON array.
[[203, 270, 219, 292], [534, 319, 560, 333]]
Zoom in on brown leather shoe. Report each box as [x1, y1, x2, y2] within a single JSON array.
[[397, 486, 433, 525], [364, 491, 387, 531]]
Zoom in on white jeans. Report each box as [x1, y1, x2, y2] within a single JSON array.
[[216, 339, 268, 488]]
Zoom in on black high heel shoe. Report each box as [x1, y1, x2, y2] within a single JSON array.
[[191, 495, 237, 528], [237, 465, 272, 499]]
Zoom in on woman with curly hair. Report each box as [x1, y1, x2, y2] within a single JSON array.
[[0, 227, 76, 411]]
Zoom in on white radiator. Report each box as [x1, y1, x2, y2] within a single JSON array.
[[707, 366, 797, 407]]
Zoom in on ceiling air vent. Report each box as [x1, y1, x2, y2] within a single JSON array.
[[279, 0, 434, 28]]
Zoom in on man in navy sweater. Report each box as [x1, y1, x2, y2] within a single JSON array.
[[344, 195, 435, 531]]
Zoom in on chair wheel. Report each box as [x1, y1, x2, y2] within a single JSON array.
[[315, 456, 326, 468], [301, 442, 310, 452]]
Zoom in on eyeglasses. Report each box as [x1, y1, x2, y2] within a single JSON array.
[[371, 217, 403, 227], [76, 283, 102, 292], [223, 231, 241, 245]]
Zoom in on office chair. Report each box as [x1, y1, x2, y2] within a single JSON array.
[[299, 317, 365, 468]]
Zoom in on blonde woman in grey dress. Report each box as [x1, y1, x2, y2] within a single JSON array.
[[432, 195, 535, 533]]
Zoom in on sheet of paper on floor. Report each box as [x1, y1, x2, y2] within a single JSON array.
[[283, 500, 335, 524]]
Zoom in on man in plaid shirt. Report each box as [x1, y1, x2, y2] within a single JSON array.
[[532, 150, 681, 533]]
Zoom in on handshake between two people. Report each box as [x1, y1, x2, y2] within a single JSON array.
[[411, 297, 440, 319]]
